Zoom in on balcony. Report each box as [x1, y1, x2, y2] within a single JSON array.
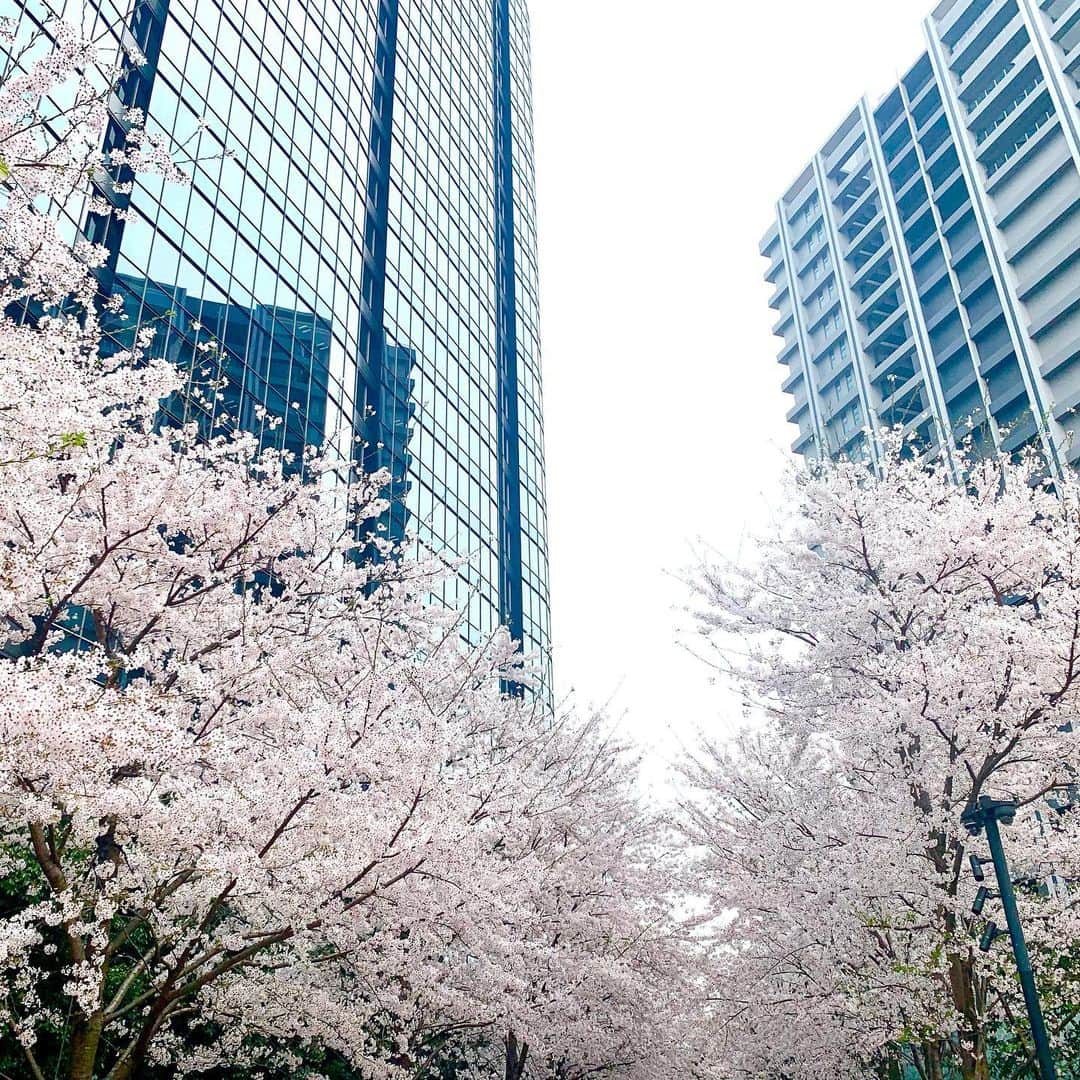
[[834, 160, 874, 209], [758, 224, 780, 258], [1045, 0, 1079, 25], [936, 0, 980, 47], [864, 304, 908, 353], [791, 427, 816, 455], [781, 365, 804, 393], [791, 213, 824, 252], [771, 308, 794, 338], [840, 202, 882, 241], [1050, 0, 1080, 44], [957, 22, 1027, 102], [863, 289, 904, 333], [764, 249, 786, 284], [870, 338, 918, 385], [856, 270, 901, 317], [915, 102, 947, 142], [951, 0, 1016, 74], [844, 209, 887, 257], [848, 230, 889, 275], [850, 242, 893, 293], [777, 338, 800, 365], [967, 62, 1016, 112], [786, 397, 810, 424], [767, 278, 790, 311], [974, 75, 1042, 144], [1060, 31, 1080, 80], [795, 234, 828, 276], [838, 183, 878, 232], [877, 108, 910, 152], [880, 378, 928, 427], [983, 103, 1057, 181]]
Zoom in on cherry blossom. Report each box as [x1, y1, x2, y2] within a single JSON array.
[[0, 14, 707, 1080], [683, 441, 1080, 1079]]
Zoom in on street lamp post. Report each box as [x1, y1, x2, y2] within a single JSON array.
[[961, 795, 1057, 1080]]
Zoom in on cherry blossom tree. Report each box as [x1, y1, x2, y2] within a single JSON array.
[[682, 443, 1080, 1080], [0, 15, 707, 1080]]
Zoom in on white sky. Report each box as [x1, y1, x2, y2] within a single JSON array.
[[531, 0, 935, 787]]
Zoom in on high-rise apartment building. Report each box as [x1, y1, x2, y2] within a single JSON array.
[[762, 0, 1080, 478], [12, 0, 550, 674]]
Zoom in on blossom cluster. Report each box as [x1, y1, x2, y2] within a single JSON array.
[[0, 12, 707, 1080], [684, 442, 1080, 1078]]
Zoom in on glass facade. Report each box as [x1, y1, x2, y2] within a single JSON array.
[[10, 0, 550, 678], [383, 0, 502, 646], [508, 0, 548, 671], [763, 0, 1080, 481]]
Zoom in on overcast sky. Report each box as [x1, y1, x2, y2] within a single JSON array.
[[530, 0, 936, 787]]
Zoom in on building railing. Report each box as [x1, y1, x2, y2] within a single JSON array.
[[985, 104, 1055, 176], [966, 60, 1016, 112], [951, 0, 1006, 66], [974, 77, 1041, 143]]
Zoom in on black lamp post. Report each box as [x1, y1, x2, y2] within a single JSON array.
[[961, 795, 1057, 1080]]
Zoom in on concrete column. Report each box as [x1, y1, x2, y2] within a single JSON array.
[[925, 14, 1066, 475]]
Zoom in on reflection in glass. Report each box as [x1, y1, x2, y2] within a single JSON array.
[[105, 272, 332, 475]]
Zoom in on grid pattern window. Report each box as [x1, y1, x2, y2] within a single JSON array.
[[6, 1, 131, 254], [385, 0, 502, 647], [5, 0, 381, 467], [7, 0, 552, 682], [117, 0, 378, 468]]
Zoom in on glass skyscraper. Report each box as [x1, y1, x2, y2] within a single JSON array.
[[12, 0, 551, 674], [762, 0, 1080, 481]]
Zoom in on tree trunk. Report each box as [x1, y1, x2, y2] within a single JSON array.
[[922, 1040, 945, 1080], [505, 1029, 529, 1080], [68, 1011, 105, 1080], [948, 952, 991, 1080]]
